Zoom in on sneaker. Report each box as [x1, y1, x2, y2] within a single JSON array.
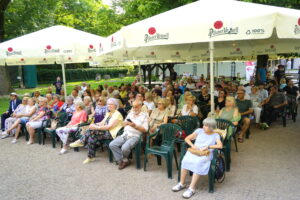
[[27, 141, 34, 145], [11, 139, 17, 144], [83, 158, 95, 164], [182, 188, 195, 199], [1, 132, 9, 139], [59, 148, 67, 155], [172, 183, 186, 192], [70, 141, 84, 148]]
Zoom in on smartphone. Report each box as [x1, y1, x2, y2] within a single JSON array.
[[127, 118, 132, 122]]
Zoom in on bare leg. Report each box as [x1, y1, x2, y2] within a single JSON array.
[[239, 117, 250, 138], [14, 124, 22, 139], [180, 168, 188, 185], [6, 119, 21, 134], [189, 173, 201, 190], [63, 144, 68, 150], [26, 124, 35, 143]]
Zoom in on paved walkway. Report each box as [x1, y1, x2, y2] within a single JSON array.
[[0, 117, 300, 200]]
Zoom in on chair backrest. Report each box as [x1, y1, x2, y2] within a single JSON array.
[[176, 116, 200, 135], [215, 118, 235, 141], [157, 123, 182, 147], [57, 112, 69, 127]]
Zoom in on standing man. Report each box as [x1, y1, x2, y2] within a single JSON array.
[[109, 100, 149, 169], [274, 65, 285, 85], [1, 93, 21, 132], [257, 66, 267, 84], [236, 89, 253, 143], [53, 76, 63, 95]]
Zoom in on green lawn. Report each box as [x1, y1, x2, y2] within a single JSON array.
[[0, 77, 135, 114]]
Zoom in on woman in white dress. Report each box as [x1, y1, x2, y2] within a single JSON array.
[[249, 86, 263, 124], [172, 118, 222, 199], [181, 95, 198, 117]]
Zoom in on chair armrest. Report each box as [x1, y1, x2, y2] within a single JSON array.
[[146, 132, 159, 148], [77, 122, 90, 127], [42, 119, 51, 128]]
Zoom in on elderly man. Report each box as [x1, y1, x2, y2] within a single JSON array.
[[109, 100, 149, 169], [1, 93, 21, 132], [236, 89, 253, 143], [260, 86, 288, 126]]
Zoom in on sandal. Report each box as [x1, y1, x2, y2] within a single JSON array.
[[238, 137, 244, 143]]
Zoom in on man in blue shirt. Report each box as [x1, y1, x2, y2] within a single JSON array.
[[1, 93, 22, 131]]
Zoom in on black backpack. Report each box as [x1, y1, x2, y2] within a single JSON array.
[[215, 151, 225, 183]]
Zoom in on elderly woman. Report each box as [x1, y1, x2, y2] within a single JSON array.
[[10, 98, 37, 143], [172, 118, 222, 198], [59, 96, 75, 118], [143, 92, 155, 115], [249, 87, 263, 124], [217, 96, 240, 126], [83, 96, 95, 120], [26, 97, 49, 144], [46, 93, 53, 107], [166, 96, 177, 117], [56, 102, 87, 154], [70, 98, 123, 164], [33, 91, 41, 102], [186, 78, 196, 90], [181, 95, 198, 117], [1, 97, 28, 139], [149, 98, 170, 134], [50, 95, 64, 113], [94, 96, 108, 123]]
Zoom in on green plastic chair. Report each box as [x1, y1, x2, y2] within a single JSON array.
[[144, 123, 182, 179], [216, 118, 235, 172], [42, 112, 69, 148]]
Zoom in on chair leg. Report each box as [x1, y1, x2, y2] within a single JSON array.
[[245, 128, 250, 139], [173, 150, 179, 170], [37, 129, 42, 145], [135, 143, 141, 169], [51, 132, 56, 148], [282, 115, 286, 127], [167, 154, 173, 179], [208, 166, 215, 193], [144, 152, 148, 171], [156, 155, 162, 166], [233, 135, 238, 152], [109, 149, 113, 163]]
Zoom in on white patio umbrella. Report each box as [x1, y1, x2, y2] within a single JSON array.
[[0, 25, 105, 99], [103, 0, 300, 113]]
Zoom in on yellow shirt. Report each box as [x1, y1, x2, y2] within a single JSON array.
[[101, 110, 124, 139], [120, 91, 128, 99]]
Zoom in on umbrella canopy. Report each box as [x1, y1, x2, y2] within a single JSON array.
[[0, 25, 105, 98], [99, 0, 300, 113]]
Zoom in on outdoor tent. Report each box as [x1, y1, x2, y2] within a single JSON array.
[[98, 0, 300, 113], [0, 25, 105, 99]]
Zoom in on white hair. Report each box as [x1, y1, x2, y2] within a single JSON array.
[[107, 98, 119, 109], [203, 117, 217, 131]]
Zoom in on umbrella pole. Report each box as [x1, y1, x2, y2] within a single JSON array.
[[61, 63, 67, 100], [209, 41, 215, 116]]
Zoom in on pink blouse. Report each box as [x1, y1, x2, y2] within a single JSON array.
[[69, 110, 87, 126]]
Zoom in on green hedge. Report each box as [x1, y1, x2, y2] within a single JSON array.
[[37, 67, 131, 83]]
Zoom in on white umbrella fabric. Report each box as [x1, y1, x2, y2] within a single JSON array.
[[0, 25, 105, 99]]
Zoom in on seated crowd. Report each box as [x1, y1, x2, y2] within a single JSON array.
[[0, 71, 299, 198]]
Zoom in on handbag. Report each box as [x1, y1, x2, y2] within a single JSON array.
[[187, 147, 210, 156]]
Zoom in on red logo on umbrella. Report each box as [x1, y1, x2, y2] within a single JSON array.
[[46, 45, 52, 50], [236, 48, 240, 52], [43, 58, 47, 61], [68, 57, 72, 60], [89, 56, 92, 59], [151, 51, 155, 55], [148, 27, 156, 35], [8, 47, 13, 52], [176, 51, 180, 55], [111, 36, 114, 42], [99, 43, 102, 48], [270, 44, 275, 49], [20, 58, 24, 61], [214, 21, 223, 29], [89, 45, 94, 49], [298, 18, 300, 26]]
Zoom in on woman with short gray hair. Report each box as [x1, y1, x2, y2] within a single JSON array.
[[172, 117, 222, 199]]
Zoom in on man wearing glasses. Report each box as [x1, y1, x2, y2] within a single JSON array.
[[109, 100, 149, 170], [236, 89, 253, 143]]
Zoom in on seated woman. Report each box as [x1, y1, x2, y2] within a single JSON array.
[[56, 102, 87, 154], [50, 95, 64, 114], [186, 78, 196, 90], [217, 96, 240, 126], [214, 89, 226, 113], [26, 97, 49, 144], [198, 87, 211, 118], [149, 98, 170, 134], [181, 95, 198, 117], [59, 96, 75, 119], [152, 89, 161, 106], [178, 91, 192, 110], [172, 118, 222, 199], [94, 96, 108, 123], [1, 97, 28, 139], [46, 93, 53, 107], [166, 96, 177, 117], [83, 96, 95, 120], [143, 92, 155, 116], [69, 98, 123, 164], [249, 87, 263, 124], [10, 98, 37, 143]]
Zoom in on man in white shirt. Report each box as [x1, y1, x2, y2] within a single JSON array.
[[109, 100, 149, 169], [71, 89, 83, 104]]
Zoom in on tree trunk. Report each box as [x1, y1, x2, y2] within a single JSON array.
[[0, 65, 13, 95], [256, 55, 269, 83], [0, 0, 11, 42]]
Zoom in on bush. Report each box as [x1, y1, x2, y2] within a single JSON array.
[[37, 67, 131, 83]]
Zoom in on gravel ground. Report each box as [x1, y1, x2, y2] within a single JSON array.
[[0, 118, 300, 200]]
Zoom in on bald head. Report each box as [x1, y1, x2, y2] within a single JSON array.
[[132, 100, 142, 114]]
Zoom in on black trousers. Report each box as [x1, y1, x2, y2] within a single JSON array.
[[261, 106, 283, 125], [1, 112, 11, 130]]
